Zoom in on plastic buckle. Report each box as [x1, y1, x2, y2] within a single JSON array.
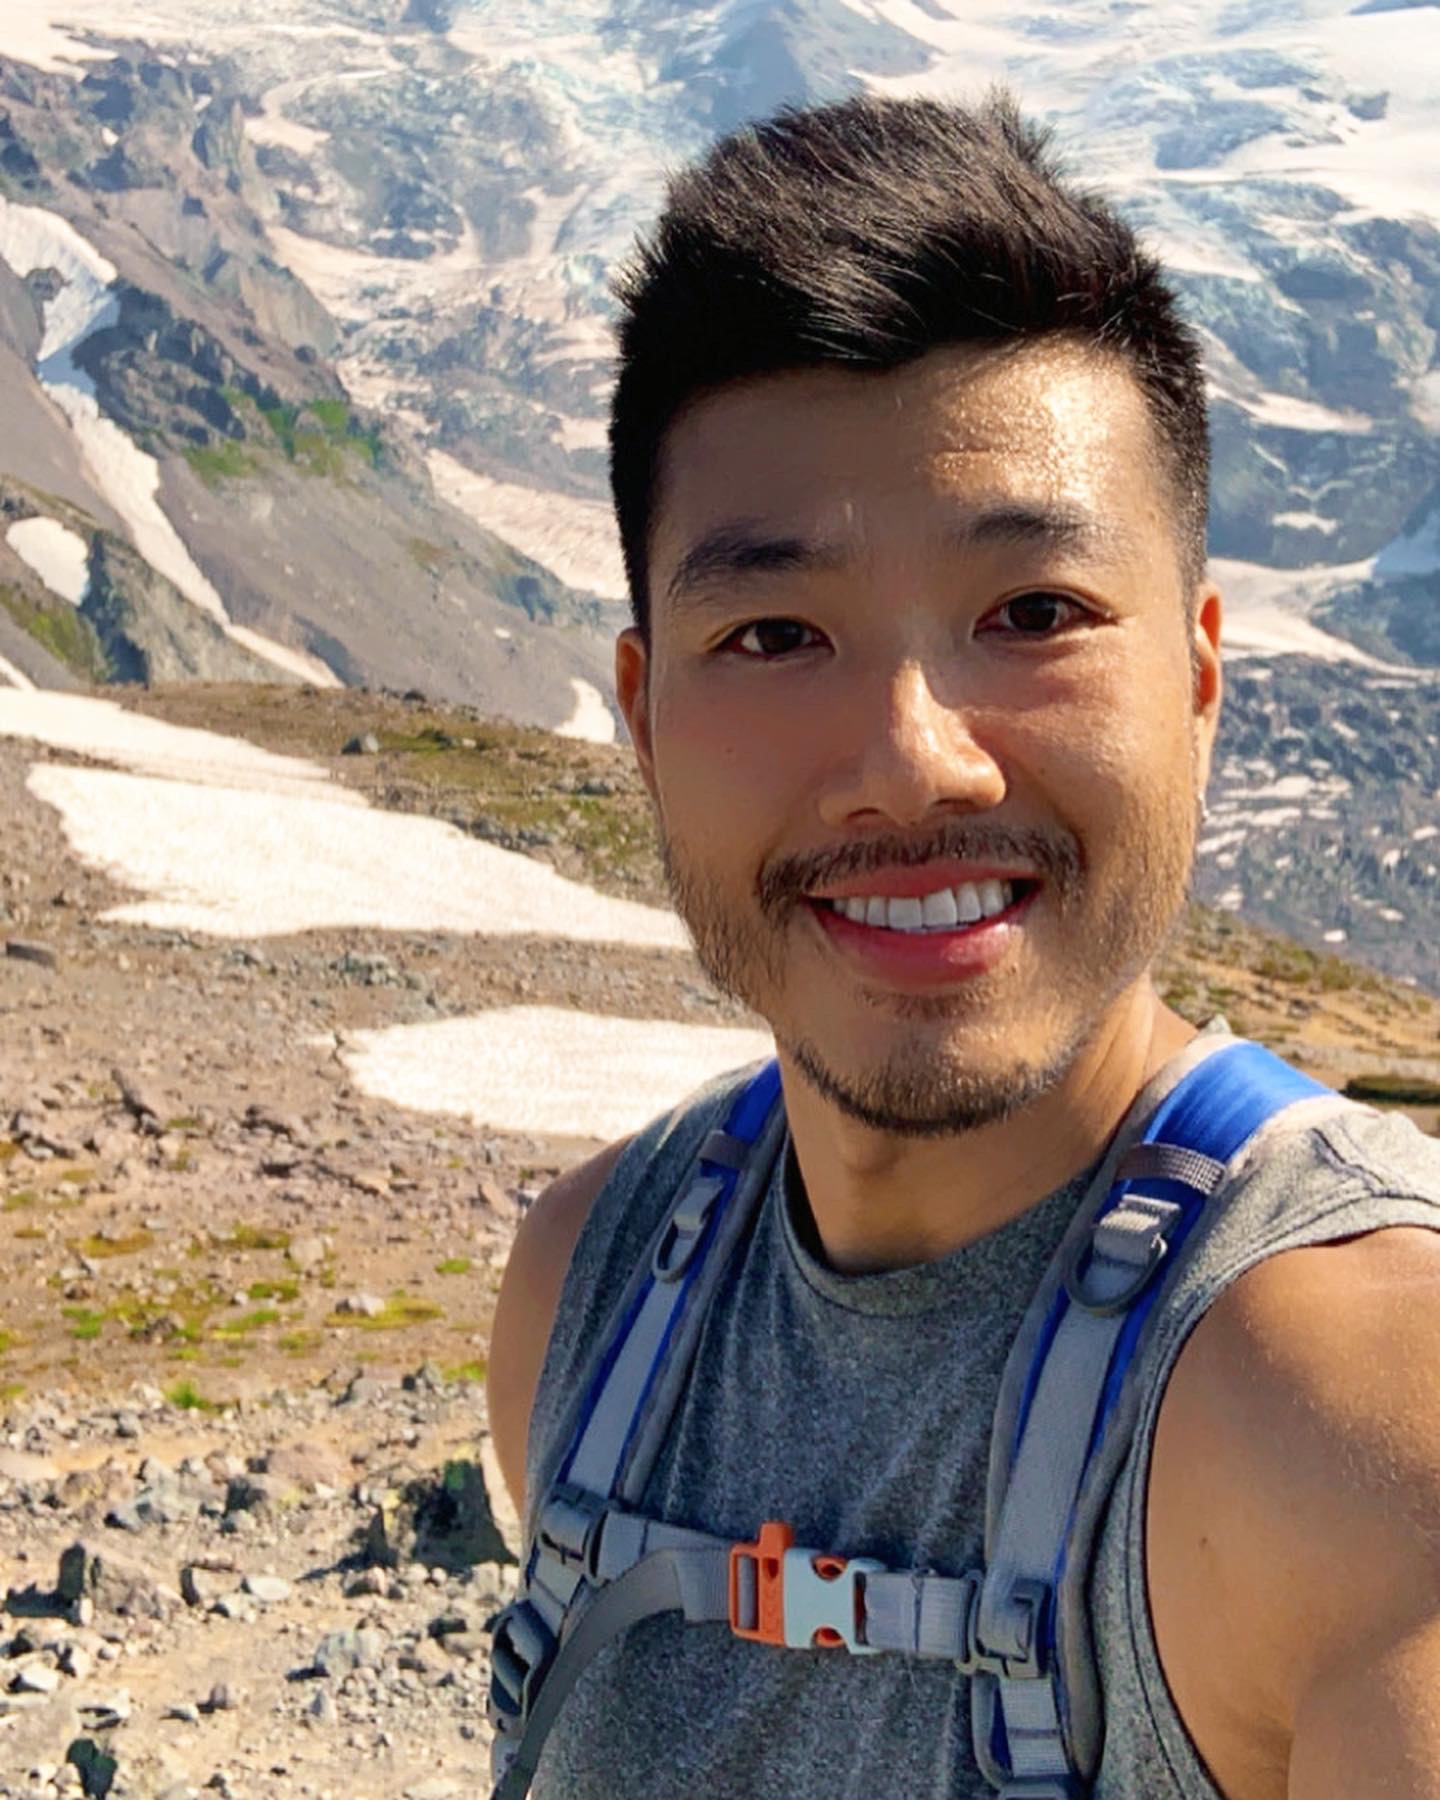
[[536, 1483, 606, 1575], [969, 1577, 1050, 1681], [729, 1520, 793, 1645], [779, 1546, 884, 1654], [487, 1598, 556, 1731], [652, 1173, 728, 1282], [729, 1521, 883, 1654]]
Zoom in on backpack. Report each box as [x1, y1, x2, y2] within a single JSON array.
[[489, 1035, 1342, 1798]]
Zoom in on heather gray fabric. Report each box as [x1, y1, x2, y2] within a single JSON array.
[[525, 1029, 1440, 1798]]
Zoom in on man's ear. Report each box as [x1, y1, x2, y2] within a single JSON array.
[[615, 626, 658, 805], [1191, 584, 1223, 794]]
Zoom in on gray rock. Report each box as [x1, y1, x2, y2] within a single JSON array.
[[342, 732, 381, 755], [307, 1687, 337, 1724], [241, 1573, 291, 1603], [57, 1541, 171, 1621], [312, 1626, 387, 1678]]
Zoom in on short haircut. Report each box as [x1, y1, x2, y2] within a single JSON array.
[[609, 88, 1211, 640]]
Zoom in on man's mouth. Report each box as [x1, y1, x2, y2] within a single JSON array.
[[806, 877, 1038, 934]]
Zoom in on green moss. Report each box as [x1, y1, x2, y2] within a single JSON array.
[[443, 1359, 486, 1384], [213, 1307, 279, 1337], [248, 1279, 299, 1303], [324, 1291, 443, 1331], [75, 1230, 152, 1259], [4, 1191, 37, 1212], [435, 1256, 471, 1276], [279, 1329, 320, 1356], [165, 1378, 219, 1412], [183, 439, 263, 485], [62, 1307, 104, 1341], [211, 1224, 291, 1252], [0, 582, 108, 681]]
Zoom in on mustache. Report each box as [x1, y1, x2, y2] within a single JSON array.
[[757, 824, 1083, 918]]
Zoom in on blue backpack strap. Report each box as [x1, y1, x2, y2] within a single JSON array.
[[972, 1039, 1335, 1797], [490, 1059, 785, 1796]]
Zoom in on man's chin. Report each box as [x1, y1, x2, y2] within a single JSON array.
[[780, 1027, 1079, 1140]]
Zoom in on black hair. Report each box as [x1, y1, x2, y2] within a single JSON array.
[[610, 88, 1210, 638]]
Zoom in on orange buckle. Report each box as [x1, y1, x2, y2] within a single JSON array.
[[728, 1520, 794, 1645]]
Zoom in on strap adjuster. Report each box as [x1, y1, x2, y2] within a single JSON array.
[[729, 1521, 883, 1655], [488, 1598, 556, 1732], [968, 1575, 1050, 1681]]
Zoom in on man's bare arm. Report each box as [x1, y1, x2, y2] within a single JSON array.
[[1150, 1224, 1440, 1800], [486, 1136, 633, 1519]]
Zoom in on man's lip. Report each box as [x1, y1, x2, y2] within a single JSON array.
[[805, 863, 1039, 902]]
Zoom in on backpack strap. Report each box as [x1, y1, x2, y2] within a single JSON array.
[[970, 1038, 1340, 1797], [489, 1059, 787, 1796]]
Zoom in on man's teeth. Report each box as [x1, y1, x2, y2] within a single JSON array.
[[828, 880, 1017, 932]]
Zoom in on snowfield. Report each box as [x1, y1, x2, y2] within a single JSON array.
[[335, 1007, 771, 1142], [0, 689, 766, 1134], [6, 517, 90, 605]]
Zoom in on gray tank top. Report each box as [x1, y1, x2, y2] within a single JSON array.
[[526, 1029, 1440, 1797]]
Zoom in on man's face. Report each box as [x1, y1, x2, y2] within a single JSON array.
[[616, 340, 1221, 1138]]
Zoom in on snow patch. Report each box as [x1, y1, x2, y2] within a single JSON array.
[[23, 760, 688, 946], [6, 518, 89, 605], [0, 691, 357, 797], [1375, 507, 1440, 580], [1273, 511, 1339, 536], [336, 1007, 772, 1142], [428, 452, 627, 602], [0, 653, 36, 692], [553, 678, 616, 746]]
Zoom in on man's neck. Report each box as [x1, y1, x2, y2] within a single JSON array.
[[780, 984, 1197, 1274]]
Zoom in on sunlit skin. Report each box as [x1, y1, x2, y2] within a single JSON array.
[[616, 338, 1224, 1272]]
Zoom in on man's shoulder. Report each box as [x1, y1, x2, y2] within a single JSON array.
[[1146, 1097, 1440, 1797]]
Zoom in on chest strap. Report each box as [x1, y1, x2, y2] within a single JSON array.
[[489, 1040, 1340, 1799]]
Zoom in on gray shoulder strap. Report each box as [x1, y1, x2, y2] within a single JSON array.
[[973, 1037, 1357, 1796]]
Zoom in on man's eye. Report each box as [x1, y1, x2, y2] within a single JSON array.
[[725, 619, 820, 658], [983, 592, 1086, 637]]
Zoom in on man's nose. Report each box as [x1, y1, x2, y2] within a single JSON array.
[[816, 659, 1007, 831]]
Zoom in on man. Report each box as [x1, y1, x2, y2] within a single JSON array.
[[488, 91, 1440, 1798]]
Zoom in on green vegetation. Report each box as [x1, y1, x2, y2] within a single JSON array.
[[435, 1256, 472, 1276], [4, 1191, 37, 1213], [279, 1329, 321, 1356], [207, 1224, 291, 1253], [75, 1230, 153, 1259], [0, 581, 108, 682], [324, 1291, 443, 1332], [214, 1307, 280, 1338], [183, 439, 260, 484], [165, 1378, 220, 1413], [186, 388, 384, 487], [443, 1359, 486, 1384], [63, 1307, 104, 1341], [248, 1279, 300, 1303], [0, 1140, 20, 1165]]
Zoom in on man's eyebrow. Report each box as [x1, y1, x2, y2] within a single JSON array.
[[664, 525, 842, 610], [942, 499, 1139, 560]]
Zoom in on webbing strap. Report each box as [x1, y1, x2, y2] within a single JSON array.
[[492, 1548, 732, 1800], [492, 1061, 785, 1797], [977, 1039, 1330, 1791]]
